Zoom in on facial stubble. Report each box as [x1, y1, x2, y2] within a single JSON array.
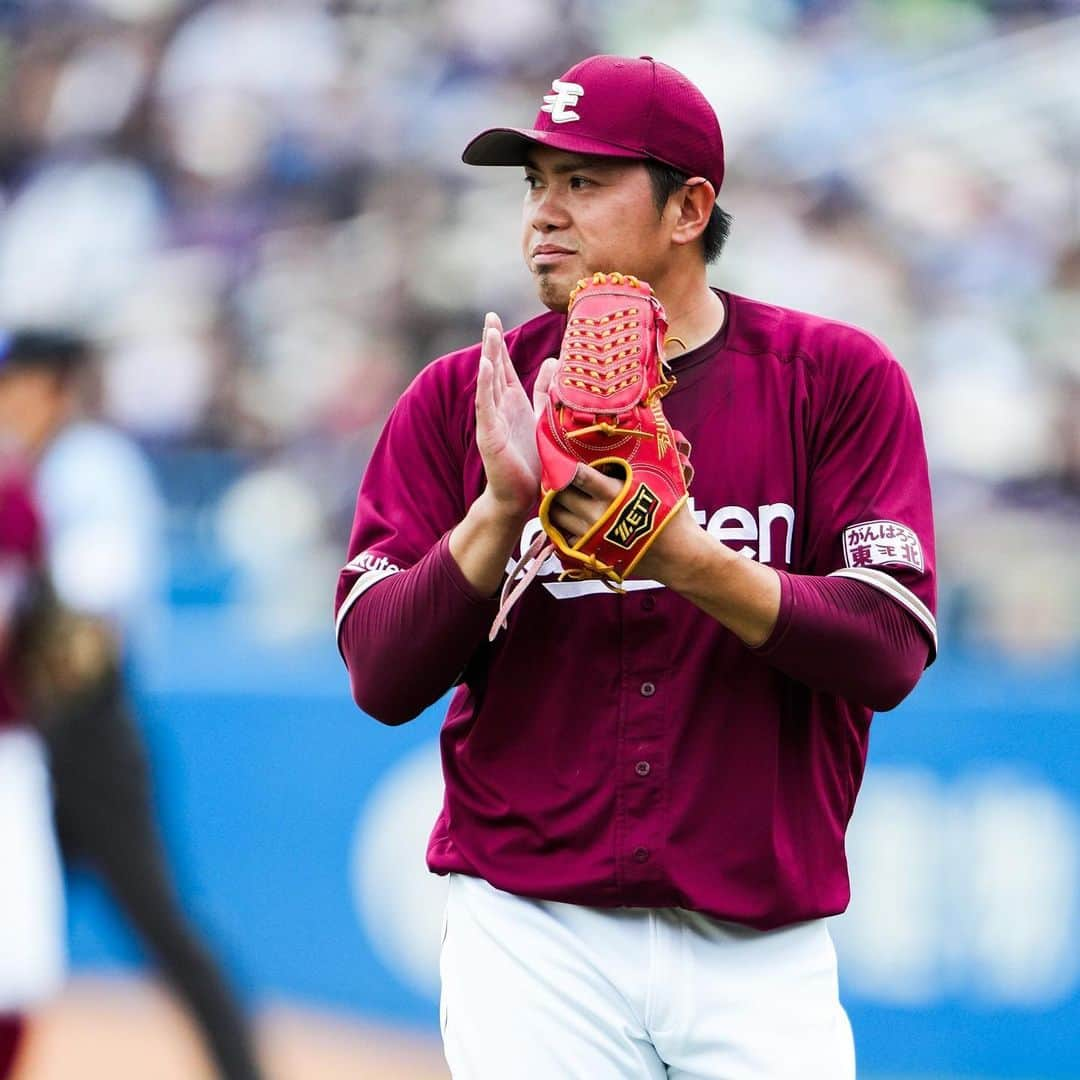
[[534, 266, 573, 314]]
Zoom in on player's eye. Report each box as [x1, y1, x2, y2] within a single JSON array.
[[523, 174, 541, 190], [568, 175, 593, 190]]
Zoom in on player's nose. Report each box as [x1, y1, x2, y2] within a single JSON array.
[[525, 186, 571, 233]]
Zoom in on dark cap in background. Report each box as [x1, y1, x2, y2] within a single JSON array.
[[0, 330, 89, 375]]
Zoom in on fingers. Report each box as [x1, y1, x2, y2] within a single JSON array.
[[482, 326, 504, 408], [569, 463, 623, 500], [476, 331, 506, 438], [549, 482, 607, 542], [484, 313, 554, 418], [498, 340, 516, 393], [484, 313, 503, 377], [475, 348, 497, 432], [554, 485, 597, 517], [532, 356, 558, 415], [548, 502, 590, 543], [485, 312, 517, 392]]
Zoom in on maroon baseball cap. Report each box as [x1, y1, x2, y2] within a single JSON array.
[[462, 54, 725, 191]]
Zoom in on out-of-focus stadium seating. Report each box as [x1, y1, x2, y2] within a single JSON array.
[[1, 0, 1078, 658], [1, 2, 1078, 1077]]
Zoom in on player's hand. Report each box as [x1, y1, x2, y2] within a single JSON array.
[[547, 463, 622, 542], [475, 312, 556, 519], [549, 463, 704, 584]]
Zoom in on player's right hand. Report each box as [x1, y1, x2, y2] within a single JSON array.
[[474, 312, 555, 520]]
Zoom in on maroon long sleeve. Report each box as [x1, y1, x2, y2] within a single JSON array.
[[753, 571, 932, 712], [339, 532, 497, 725], [343, 544, 929, 726]]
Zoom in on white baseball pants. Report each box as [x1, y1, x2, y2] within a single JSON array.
[[440, 873, 855, 1079], [0, 728, 66, 1010]]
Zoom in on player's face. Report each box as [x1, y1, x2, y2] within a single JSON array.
[[0, 369, 66, 455], [521, 147, 672, 312]]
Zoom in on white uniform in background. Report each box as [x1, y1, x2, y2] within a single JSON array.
[[36, 419, 165, 638]]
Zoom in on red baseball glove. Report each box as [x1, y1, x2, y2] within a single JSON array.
[[492, 272, 692, 638]]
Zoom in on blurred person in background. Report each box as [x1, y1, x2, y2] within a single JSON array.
[[0, 330, 264, 1080], [0, 440, 65, 1080]]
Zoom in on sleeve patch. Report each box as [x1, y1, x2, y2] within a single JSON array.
[[843, 520, 924, 573], [335, 550, 407, 649], [344, 551, 403, 575]]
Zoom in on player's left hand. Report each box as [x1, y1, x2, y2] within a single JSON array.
[[548, 464, 702, 585], [546, 463, 619, 543]]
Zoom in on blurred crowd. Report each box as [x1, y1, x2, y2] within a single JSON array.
[[0, 0, 1077, 658]]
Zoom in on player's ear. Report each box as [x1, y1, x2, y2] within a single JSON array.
[[670, 178, 715, 249]]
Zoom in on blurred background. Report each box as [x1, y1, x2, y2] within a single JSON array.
[[0, 0, 1077, 1076]]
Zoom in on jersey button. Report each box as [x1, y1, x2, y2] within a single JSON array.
[[635, 761, 651, 777], [641, 594, 656, 612], [633, 846, 650, 863], [640, 681, 656, 697]]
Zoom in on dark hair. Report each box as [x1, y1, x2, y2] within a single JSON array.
[[644, 160, 732, 264], [0, 330, 89, 376]]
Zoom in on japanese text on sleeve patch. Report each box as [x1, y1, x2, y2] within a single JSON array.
[[843, 520, 924, 573]]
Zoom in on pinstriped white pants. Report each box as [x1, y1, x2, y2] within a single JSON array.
[[440, 873, 855, 1079]]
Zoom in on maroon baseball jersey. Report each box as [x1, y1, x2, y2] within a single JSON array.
[[336, 290, 937, 929], [0, 457, 43, 730]]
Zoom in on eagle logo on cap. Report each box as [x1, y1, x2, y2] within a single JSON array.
[[541, 79, 585, 124]]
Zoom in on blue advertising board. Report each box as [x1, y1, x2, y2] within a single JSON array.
[[66, 617, 1080, 1077]]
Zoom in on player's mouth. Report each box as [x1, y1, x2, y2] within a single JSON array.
[[531, 245, 576, 267]]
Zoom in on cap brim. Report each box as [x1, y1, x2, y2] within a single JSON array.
[[462, 127, 649, 167]]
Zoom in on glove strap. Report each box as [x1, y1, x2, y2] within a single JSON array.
[[489, 532, 553, 641]]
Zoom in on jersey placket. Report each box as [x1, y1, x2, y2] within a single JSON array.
[[615, 589, 670, 902]]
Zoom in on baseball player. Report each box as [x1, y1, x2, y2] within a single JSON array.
[[0, 450, 65, 1079], [336, 55, 936, 1079], [0, 331, 264, 1080]]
